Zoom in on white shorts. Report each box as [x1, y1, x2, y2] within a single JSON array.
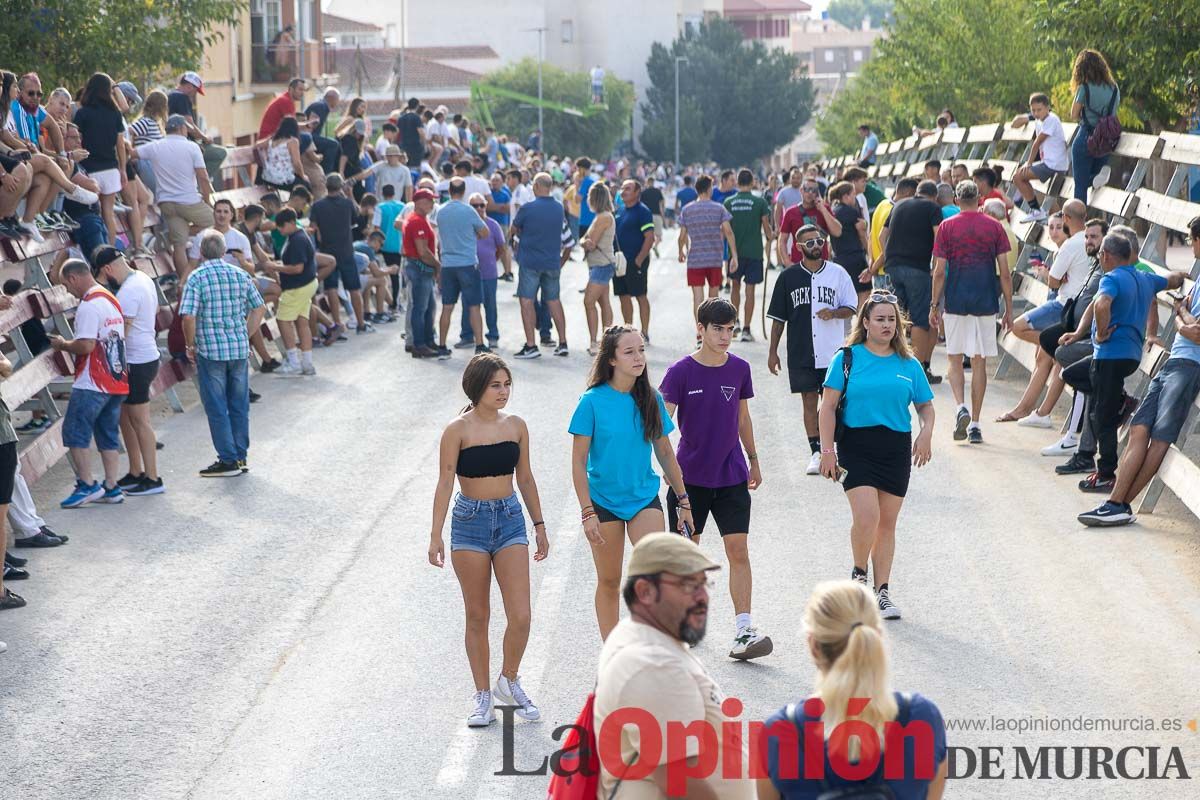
[[90, 168, 122, 196], [944, 313, 998, 358]]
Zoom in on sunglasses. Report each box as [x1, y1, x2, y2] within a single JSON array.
[[26, 90, 42, 98], [470, 203, 486, 209], [802, 186, 819, 193], [869, 291, 899, 304], [800, 237, 826, 247]]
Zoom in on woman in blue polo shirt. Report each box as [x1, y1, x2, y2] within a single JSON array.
[[759, 581, 947, 799], [569, 325, 693, 640], [819, 293, 935, 621]]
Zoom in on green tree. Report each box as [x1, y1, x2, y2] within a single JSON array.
[[641, 17, 815, 166], [477, 60, 634, 157], [817, 0, 1041, 154], [1031, 0, 1200, 132], [0, 1, 246, 90], [828, 0, 895, 30]]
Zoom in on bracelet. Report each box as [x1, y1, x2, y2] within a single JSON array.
[[820, 448, 836, 454], [531, 520, 544, 527], [581, 512, 597, 523], [676, 492, 689, 502], [746, 453, 758, 460]]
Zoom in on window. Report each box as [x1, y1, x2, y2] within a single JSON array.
[[561, 19, 573, 43], [823, 50, 834, 63], [853, 49, 863, 62]]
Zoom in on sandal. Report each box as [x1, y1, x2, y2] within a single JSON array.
[[0, 587, 27, 610], [994, 412, 1023, 423]]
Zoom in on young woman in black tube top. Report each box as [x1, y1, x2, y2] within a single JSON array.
[[428, 353, 549, 728]]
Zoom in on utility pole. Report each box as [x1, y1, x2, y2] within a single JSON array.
[[674, 56, 688, 171], [524, 26, 547, 152]]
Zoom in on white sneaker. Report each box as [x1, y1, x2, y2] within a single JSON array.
[[729, 627, 773, 660], [0, 640, 6, 654], [876, 587, 902, 620], [467, 690, 495, 727], [275, 362, 302, 377], [1092, 165, 1111, 190], [1020, 209, 1048, 224], [301, 364, 316, 376], [1041, 434, 1078, 456], [805, 451, 822, 475], [18, 221, 45, 243], [1018, 412, 1054, 428], [493, 675, 540, 721], [68, 185, 100, 206]]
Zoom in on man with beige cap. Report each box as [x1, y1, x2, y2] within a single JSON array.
[[594, 533, 753, 799]]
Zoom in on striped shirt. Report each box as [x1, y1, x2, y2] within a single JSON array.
[[9, 101, 46, 144], [179, 259, 265, 361], [128, 116, 164, 147]]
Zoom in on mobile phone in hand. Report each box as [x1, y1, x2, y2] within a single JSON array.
[[835, 466, 848, 483], [680, 521, 694, 539]]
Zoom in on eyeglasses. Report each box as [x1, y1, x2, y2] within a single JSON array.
[[470, 203, 486, 209], [869, 291, 899, 303], [658, 576, 713, 595]]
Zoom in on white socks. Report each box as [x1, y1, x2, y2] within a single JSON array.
[[735, 612, 752, 631], [300, 349, 313, 369]]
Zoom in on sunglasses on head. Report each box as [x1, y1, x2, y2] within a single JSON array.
[[869, 291, 898, 304]]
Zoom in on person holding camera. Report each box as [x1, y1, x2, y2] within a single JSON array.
[[818, 293, 934, 621]]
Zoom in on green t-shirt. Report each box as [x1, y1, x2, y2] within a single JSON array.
[[724, 191, 769, 259], [864, 181, 887, 213], [1074, 83, 1120, 129]]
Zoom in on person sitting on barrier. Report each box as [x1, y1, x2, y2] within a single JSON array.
[[1079, 217, 1200, 526], [0, 142, 33, 240], [354, 231, 395, 324], [7, 454, 70, 549], [91, 247, 163, 496], [1057, 233, 1185, 495], [1000, 201, 1091, 424], [1010, 92, 1070, 224], [264, 208, 318, 376], [167, 72, 227, 190], [50, 258, 129, 508], [136, 114, 214, 281], [1069, 49, 1119, 204]]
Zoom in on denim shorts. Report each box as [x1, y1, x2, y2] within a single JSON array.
[[1030, 161, 1066, 181], [1021, 298, 1064, 331], [63, 388, 125, 451], [450, 492, 529, 554], [1131, 358, 1200, 443], [440, 266, 483, 306], [517, 267, 562, 302], [588, 263, 615, 284]]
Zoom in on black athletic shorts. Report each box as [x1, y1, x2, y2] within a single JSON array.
[[0, 441, 16, 505], [0, 151, 21, 173], [383, 251, 404, 267], [124, 359, 160, 406], [594, 494, 662, 524], [613, 260, 648, 297], [666, 482, 751, 536], [789, 366, 827, 394]]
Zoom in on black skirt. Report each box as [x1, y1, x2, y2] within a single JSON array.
[[839, 424, 912, 497]]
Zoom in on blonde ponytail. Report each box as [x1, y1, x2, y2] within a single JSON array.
[[804, 580, 898, 760]]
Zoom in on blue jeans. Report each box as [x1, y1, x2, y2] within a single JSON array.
[[1071, 125, 1108, 202], [74, 213, 108, 262], [461, 277, 499, 341], [405, 260, 437, 349], [195, 356, 250, 464]]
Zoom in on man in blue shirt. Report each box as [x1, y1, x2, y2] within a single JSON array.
[[615, 180, 657, 341], [576, 158, 596, 239], [1080, 223, 1197, 525], [1061, 232, 1184, 494], [485, 173, 514, 282], [435, 178, 489, 357], [675, 175, 698, 217], [511, 172, 568, 358], [857, 124, 879, 167]]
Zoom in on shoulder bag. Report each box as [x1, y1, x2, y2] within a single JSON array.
[[1059, 259, 1100, 330], [834, 345, 854, 443]]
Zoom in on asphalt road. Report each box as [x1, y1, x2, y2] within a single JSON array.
[[2, 228, 1199, 799]]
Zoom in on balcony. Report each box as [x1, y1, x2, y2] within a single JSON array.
[[249, 41, 333, 87]]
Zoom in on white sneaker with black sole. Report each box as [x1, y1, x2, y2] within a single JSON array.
[[876, 587, 902, 620], [729, 627, 773, 660], [467, 690, 495, 727], [805, 451, 822, 475], [1041, 434, 1078, 456], [493, 674, 540, 721]]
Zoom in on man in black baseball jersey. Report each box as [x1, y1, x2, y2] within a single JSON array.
[[767, 225, 859, 474]]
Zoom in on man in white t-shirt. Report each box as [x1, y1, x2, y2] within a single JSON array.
[[93, 247, 164, 496], [1013, 199, 1092, 343], [1011, 92, 1070, 223], [594, 534, 753, 799], [136, 115, 215, 278], [49, 259, 130, 509]]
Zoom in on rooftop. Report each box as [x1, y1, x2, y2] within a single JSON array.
[[321, 12, 383, 34], [724, 0, 812, 14], [332, 48, 481, 96]]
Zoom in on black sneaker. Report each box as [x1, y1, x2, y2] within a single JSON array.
[[5, 550, 27, 567], [1055, 452, 1095, 475], [554, 343, 569, 357], [474, 344, 491, 354], [514, 344, 541, 359], [500, 272, 514, 282], [454, 338, 475, 350], [1078, 472, 1116, 493], [200, 460, 243, 477], [249, 390, 261, 403], [967, 427, 983, 444], [125, 477, 164, 496], [0, 587, 26, 610], [435, 345, 452, 360], [117, 472, 146, 490], [13, 531, 64, 548], [1078, 501, 1135, 527], [953, 408, 970, 441], [540, 336, 556, 347], [3, 564, 29, 581], [260, 358, 282, 374], [924, 367, 943, 385], [239, 459, 248, 473], [40, 525, 66, 543], [15, 417, 49, 434]]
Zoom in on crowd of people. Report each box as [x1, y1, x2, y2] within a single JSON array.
[[3, 46, 1199, 799]]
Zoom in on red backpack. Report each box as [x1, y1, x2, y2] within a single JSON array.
[[1084, 84, 1121, 158], [546, 693, 601, 800]]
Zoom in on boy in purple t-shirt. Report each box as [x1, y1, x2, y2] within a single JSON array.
[[658, 297, 771, 662]]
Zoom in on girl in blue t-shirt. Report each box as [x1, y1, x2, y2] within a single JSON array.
[[759, 581, 948, 800], [818, 293, 935, 621], [568, 325, 694, 640]]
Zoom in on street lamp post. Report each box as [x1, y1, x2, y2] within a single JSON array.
[[674, 56, 688, 172], [524, 26, 547, 153]]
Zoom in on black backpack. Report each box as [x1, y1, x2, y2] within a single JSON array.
[[783, 693, 913, 800]]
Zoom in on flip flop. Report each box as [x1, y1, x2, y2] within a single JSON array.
[[994, 412, 1023, 423]]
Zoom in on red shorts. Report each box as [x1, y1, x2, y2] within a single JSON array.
[[687, 267, 723, 287]]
